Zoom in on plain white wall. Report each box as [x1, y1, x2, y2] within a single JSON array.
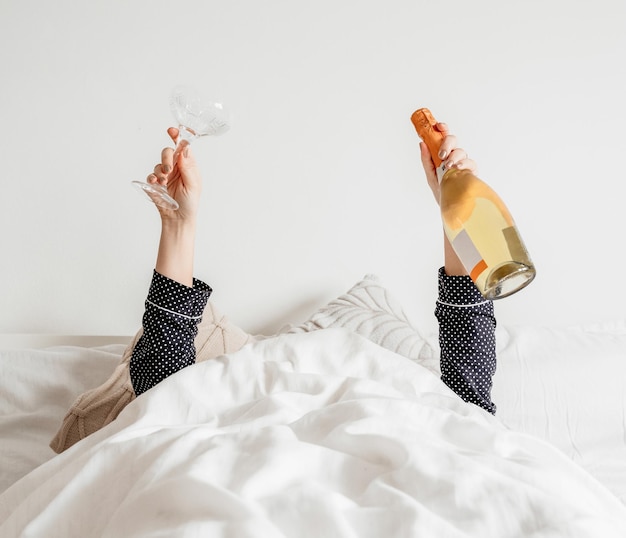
[[1, 0, 624, 336]]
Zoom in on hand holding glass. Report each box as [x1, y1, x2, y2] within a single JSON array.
[[132, 86, 230, 209]]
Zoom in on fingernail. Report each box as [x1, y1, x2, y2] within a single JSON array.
[[162, 165, 171, 173], [438, 149, 447, 159]]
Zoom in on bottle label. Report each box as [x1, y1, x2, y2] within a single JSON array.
[[451, 229, 488, 281]]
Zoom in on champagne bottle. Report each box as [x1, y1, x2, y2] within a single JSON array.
[[411, 108, 535, 299]]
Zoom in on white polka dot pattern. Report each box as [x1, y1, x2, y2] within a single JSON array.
[[130, 268, 497, 416], [130, 271, 212, 395], [435, 267, 497, 414]]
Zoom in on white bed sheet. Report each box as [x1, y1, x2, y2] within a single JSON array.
[[1, 329, 625, 537]]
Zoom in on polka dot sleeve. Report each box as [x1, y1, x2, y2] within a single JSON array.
[[130, 270, 212, 396], [435, 267, 497, 414]]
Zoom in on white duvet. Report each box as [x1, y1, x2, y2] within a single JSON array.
[[1, 329, 625, 537]]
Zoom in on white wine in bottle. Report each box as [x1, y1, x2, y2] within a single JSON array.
[[411, 108, 535, 299]]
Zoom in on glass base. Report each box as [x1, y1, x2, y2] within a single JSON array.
[[131, 181, 179, 210], [483, 262, 536, 300]]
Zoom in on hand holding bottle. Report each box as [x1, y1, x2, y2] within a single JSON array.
[[412, 108, 536, 299], [418, 122, 476, 206], [418, 122, 478, 277]]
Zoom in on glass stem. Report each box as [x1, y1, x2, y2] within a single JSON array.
[[173, 125, 198, 161]]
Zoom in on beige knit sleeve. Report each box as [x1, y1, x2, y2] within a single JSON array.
[[49, 302, 256, 454], [49, 331, 141, 454]]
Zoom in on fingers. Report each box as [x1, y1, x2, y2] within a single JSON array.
[[450, 156, 478, 173], [172, 139, 190, 163], [161, 147, 174, 172], [433, 122, 477, 173], [146, 169, 166, 186], [438, 134, 458, 161], [150, 128, 180, 182], [444, 147, 468, 167], [434, 122, 449, 136], [167, 127, 190, 162], [146, 146, 175, 186], [444, 148, 477, 173]]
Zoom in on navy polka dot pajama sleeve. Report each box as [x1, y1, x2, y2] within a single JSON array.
[[130, 268, 497, 415], [435, 267, 497, 415], [130, 270, 212, 396]]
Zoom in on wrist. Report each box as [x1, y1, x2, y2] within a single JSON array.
[[160, 216, 197, 235], [443, 235, 468, 276], [156, 219, 197, 287]]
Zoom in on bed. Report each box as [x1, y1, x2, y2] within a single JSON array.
[[1, 274, 626, 537]]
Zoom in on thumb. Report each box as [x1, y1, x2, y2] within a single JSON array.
[[167, 127, 179, 144], [420, 141, 435, 174]]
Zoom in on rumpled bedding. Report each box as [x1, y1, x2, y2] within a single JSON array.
[[1, 329, 625, 537]]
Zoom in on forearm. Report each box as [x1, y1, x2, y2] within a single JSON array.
[[155, 219, 196, 287], [149, 126, 202, 288], [129, 219, 203, 396]]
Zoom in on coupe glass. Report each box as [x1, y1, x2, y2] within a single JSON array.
[[132, 85, 230, 209]]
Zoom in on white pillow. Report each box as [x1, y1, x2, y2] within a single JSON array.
[[285, 274, 437, 373], [493, 323, 626, 503]]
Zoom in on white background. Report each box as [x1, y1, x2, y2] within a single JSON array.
[[1, 0, 624, 336]]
